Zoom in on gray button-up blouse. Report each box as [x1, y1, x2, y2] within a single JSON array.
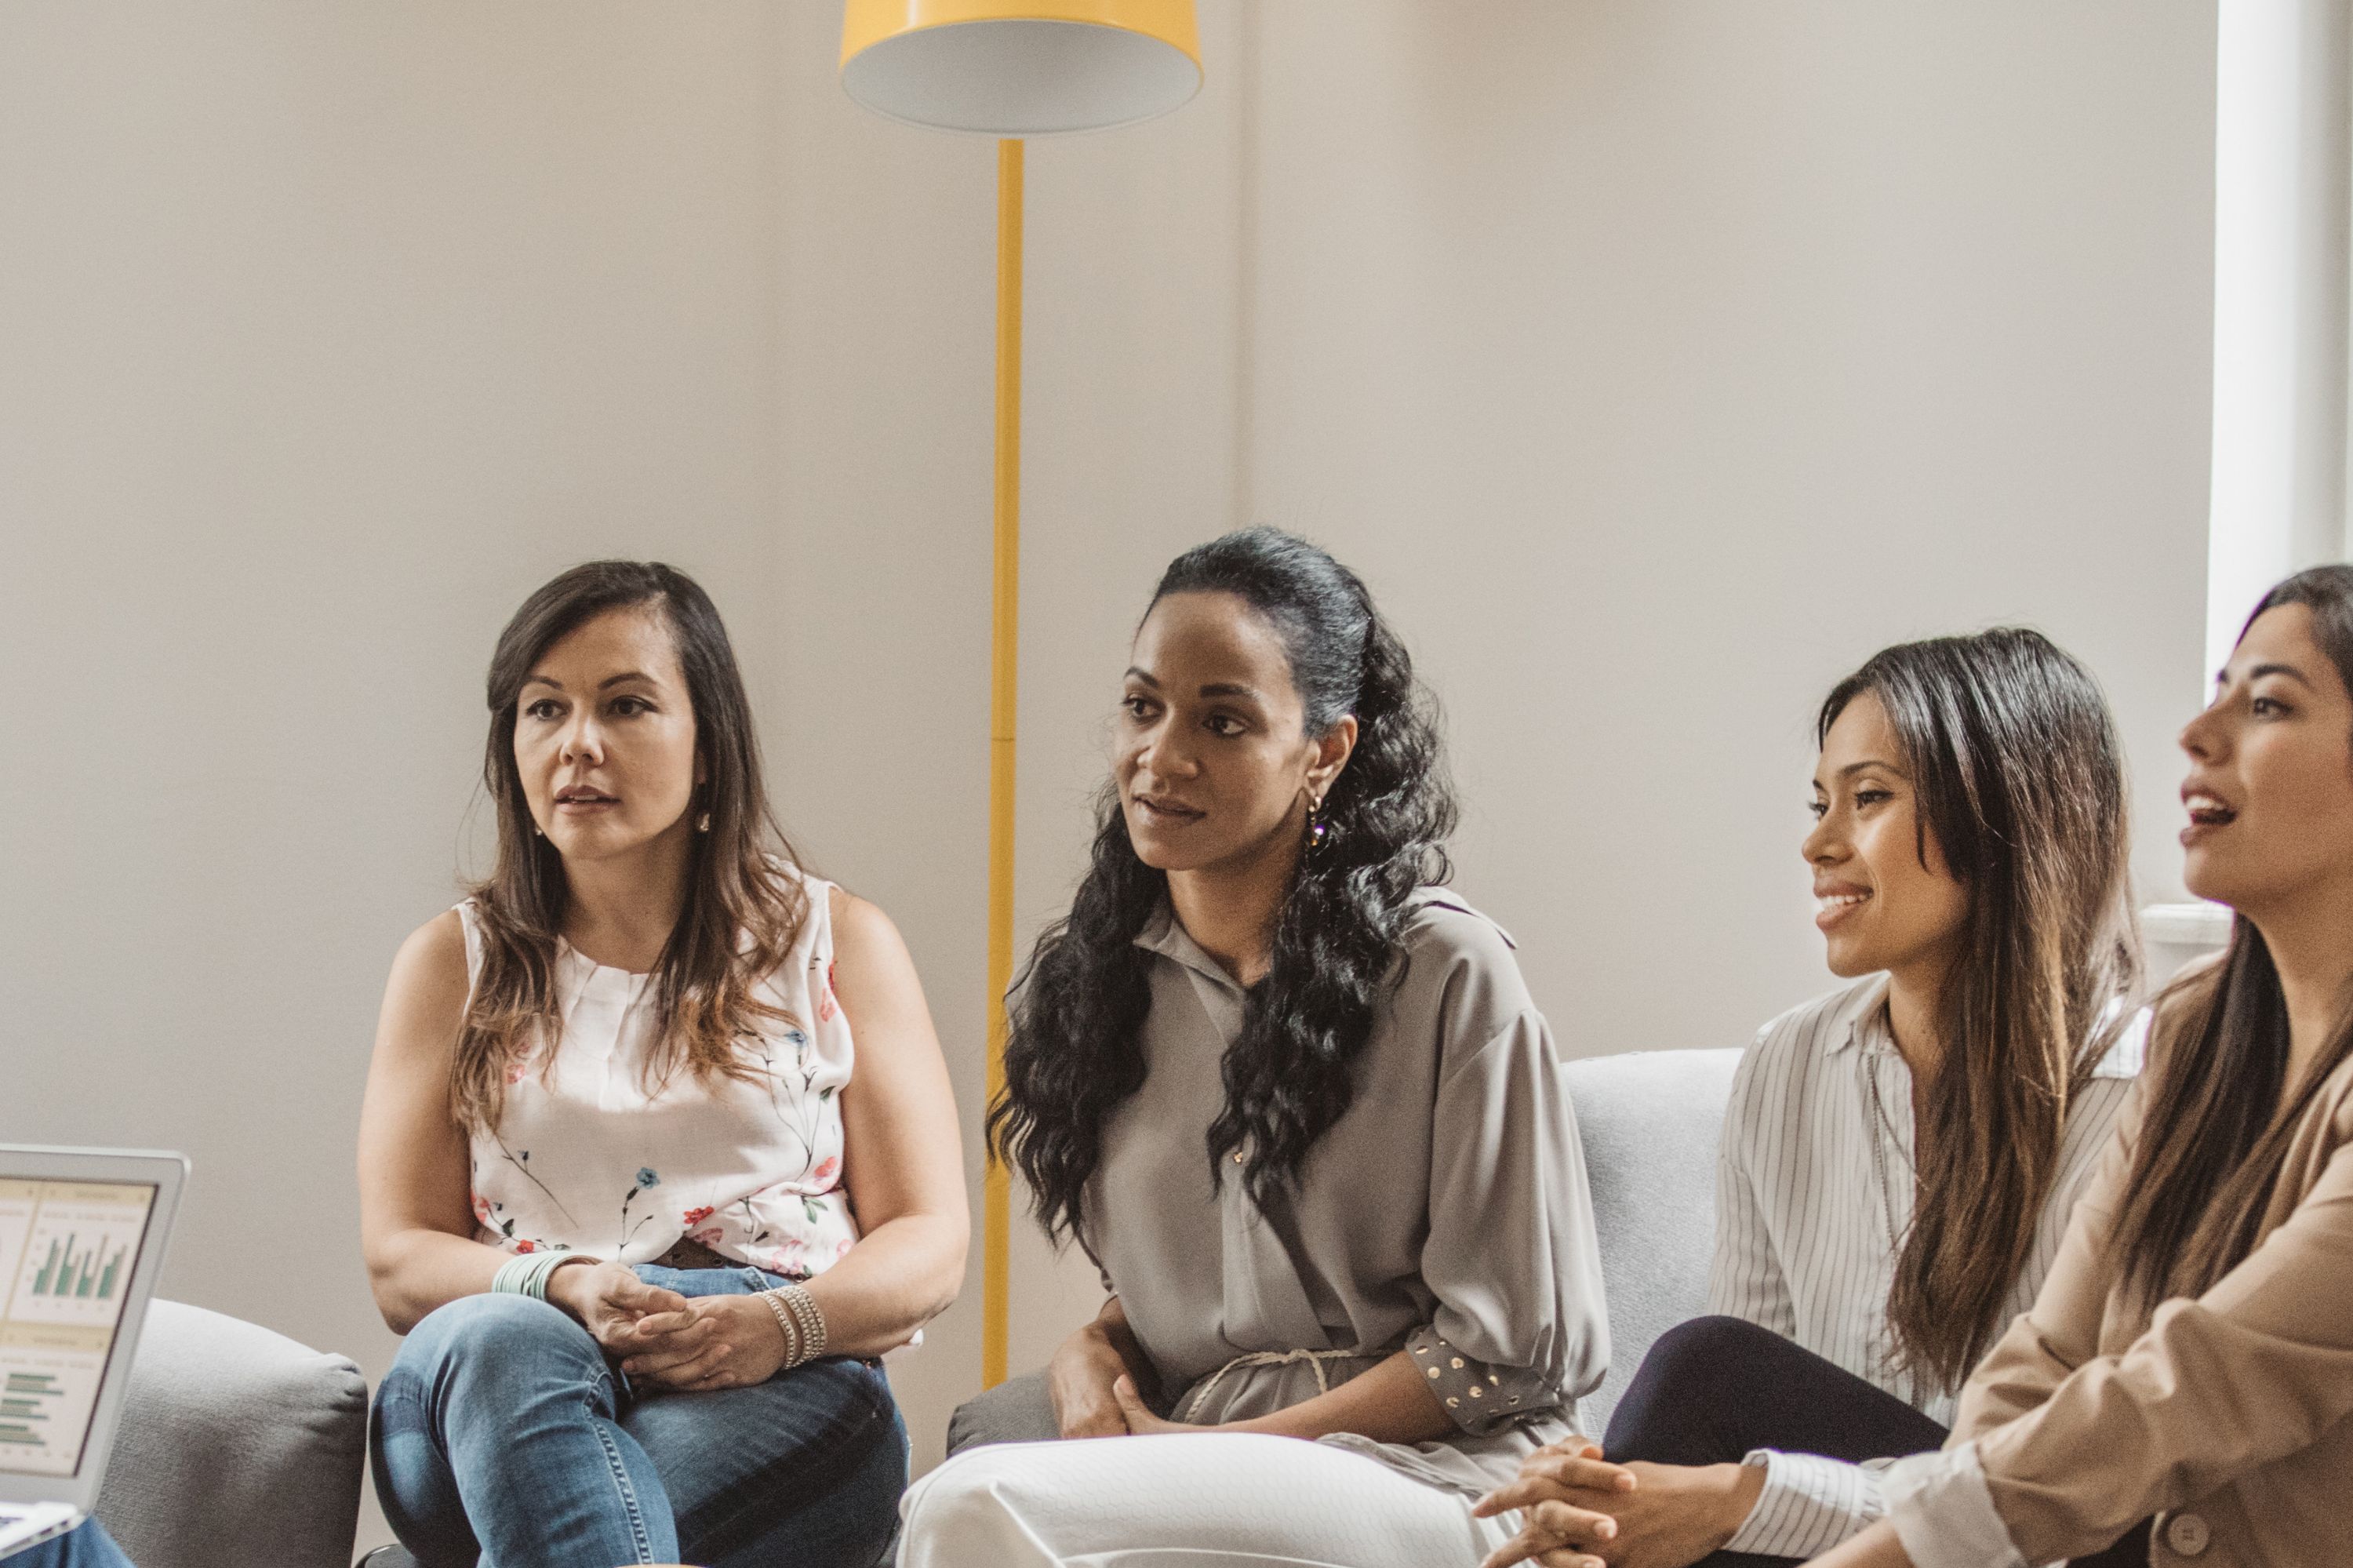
[[1080, 888, 1610, 1496]]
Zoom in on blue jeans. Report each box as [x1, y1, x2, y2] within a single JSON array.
[[9, 1522, 133, 1568], [372, 1266, 906, 1568]]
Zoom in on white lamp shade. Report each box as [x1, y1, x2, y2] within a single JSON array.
[[842, 4, 1201, 136]]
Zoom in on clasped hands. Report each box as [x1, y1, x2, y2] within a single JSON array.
[[1472, 1439, 1764, 1568], [547, 1259, 792, 1393]]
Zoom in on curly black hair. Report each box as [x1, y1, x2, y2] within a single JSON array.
[[987, 527, 1459, 1245]]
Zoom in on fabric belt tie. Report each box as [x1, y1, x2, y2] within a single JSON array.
[[1179, 1347, 1376, 1424]]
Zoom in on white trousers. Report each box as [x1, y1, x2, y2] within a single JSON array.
[[896, 1433, 1516, 1568]]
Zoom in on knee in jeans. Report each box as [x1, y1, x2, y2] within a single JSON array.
[[388, 1292, 590, 1392]]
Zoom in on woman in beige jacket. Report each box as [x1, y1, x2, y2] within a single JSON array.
[[1802, 564, 2353, 1568]]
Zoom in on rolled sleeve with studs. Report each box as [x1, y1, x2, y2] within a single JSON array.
[[1406, 1322, 1555, 1435]]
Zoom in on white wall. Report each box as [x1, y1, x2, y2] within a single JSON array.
[[0, 3, 813, 1545], [1243, 0, 2215, 1060], [0, 0, 2214, 1547], [1001, 0, 2218, 1374]]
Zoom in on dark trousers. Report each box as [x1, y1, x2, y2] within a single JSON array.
[[1603, 1316, 2149, 1568]]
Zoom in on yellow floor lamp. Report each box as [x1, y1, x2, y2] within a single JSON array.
[[838, 2, 1202, 1390]]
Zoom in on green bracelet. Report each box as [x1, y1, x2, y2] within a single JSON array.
[[491, 1250, 581, 1301]]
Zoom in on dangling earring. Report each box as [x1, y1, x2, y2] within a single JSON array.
[[1305, 794, 1329, 853], [696, 811, 711, 833]]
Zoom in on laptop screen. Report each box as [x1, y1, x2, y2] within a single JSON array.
[[0, 1180, 159, 1479]]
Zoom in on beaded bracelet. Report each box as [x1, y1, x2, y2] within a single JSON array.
[[784, 1282, 826, 1360], [759, 1282, 827, 1368], [759, 1290, 802, 1365]]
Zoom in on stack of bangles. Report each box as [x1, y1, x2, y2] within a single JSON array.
[[489, 1249, 591, 1300], [759, 1282, 827, 1369]]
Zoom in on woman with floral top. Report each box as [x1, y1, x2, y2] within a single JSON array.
[[898, 529, 1609, 1568], [357, 561, 965, 1568]]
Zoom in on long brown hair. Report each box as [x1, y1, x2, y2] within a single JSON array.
[[1820, 629, 2140, 1391], [452, 560, 810, 1131], [2116, 564, 2353, 1303]]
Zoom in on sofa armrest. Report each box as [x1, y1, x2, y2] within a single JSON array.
[[93, 1300, 368, 1568], [1564, 1047, 1740, 1436], [945, 1370, 1056, 1456]]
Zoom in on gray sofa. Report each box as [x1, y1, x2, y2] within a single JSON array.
[[950, 1046, 1740, 1448], [93, 1300, 369, 1568], [1565, 1047, 1739, 1435], [107, 1048, 1736, 1568]]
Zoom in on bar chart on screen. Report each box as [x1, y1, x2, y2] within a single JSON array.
[[0, 1181, 155, 1476], [5, 1187, 150, 1330]]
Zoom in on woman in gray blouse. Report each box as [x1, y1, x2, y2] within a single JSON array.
[[897, 528, 1609, 1568]]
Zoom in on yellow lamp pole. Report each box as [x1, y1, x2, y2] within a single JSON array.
[[841, 0, 1201, 1395], [983, 136, 1023, 1388]]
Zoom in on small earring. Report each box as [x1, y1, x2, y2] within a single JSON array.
[[696, 811, 711, 833], [532, 824, 544, 839]]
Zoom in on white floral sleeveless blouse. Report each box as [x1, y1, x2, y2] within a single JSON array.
[[456, 868, 857, 1279]]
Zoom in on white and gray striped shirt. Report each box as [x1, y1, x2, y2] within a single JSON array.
[[1712, 973, 2144, 1560]]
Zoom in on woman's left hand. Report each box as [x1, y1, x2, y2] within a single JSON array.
[[1474, 1458, 1760, 1568], [1108, 1374, 1211, 1435], [619, 1295, 787, 1392]]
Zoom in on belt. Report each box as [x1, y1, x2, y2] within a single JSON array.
[[1178, 1348, 1380, 1424], [646, 1235, 738, 1271]]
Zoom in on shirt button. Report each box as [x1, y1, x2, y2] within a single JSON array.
[[2163, 1512, 2210, 1558]]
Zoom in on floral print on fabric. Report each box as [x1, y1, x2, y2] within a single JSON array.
[[456, 868, 861, 1276]]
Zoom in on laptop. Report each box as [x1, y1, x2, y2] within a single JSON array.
[[0, 1148, 187, 1563]]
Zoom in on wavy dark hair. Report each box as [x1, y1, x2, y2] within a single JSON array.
[[2116, 564, 2353, 1304], [452, 560, 811, 1131], [988, 528, 1457, 1244], [1820, 629, 2140, 1392]]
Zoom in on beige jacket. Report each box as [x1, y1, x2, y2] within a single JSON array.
[[1881, 1049, 2353, 1568]]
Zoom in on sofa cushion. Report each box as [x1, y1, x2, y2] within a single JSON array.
[[1563, 1047, 1740, 1437], [93, 1300, 368, 1568]]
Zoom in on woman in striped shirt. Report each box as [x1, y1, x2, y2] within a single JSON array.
[[1477, 629, 2145, 1568]]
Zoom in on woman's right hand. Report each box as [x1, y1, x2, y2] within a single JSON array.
[[1047, 1319, 1136, 1439], [545, 1260, 691, 1357]]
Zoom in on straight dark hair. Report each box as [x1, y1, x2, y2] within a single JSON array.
[[1820, 628, 2140, 1391], [988, 528, 1457, 1244], [2116, 564, 2353, 1303], [452, 560, 810, 1130]]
